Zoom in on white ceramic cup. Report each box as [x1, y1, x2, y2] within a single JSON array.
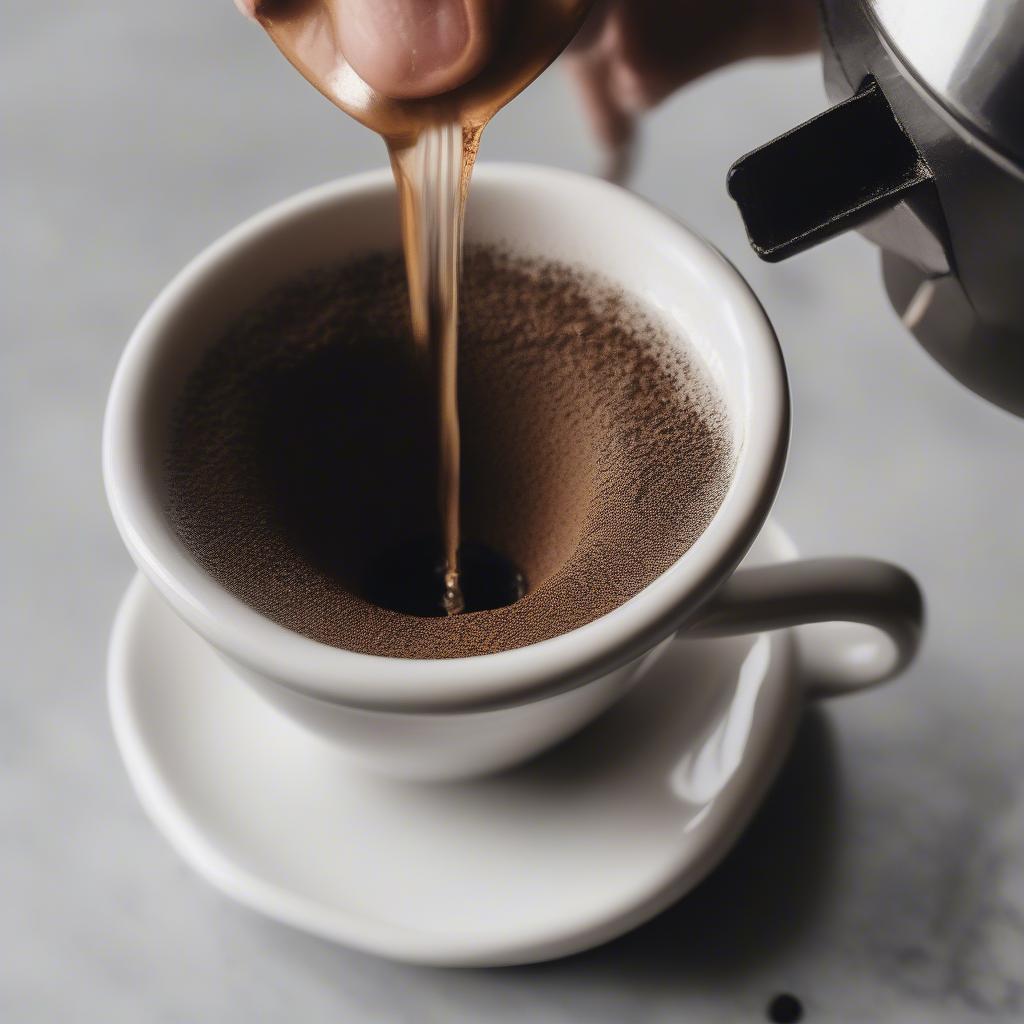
[[103, 164, 923, 780]]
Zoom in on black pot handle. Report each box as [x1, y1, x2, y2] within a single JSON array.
[[727, 77, 934, 262]]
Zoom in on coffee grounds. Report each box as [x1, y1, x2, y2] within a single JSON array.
[[166, 247, 733, 659]]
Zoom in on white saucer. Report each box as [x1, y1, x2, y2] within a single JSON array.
[[109, 522, 806, 967]]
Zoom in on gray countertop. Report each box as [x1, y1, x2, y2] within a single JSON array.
[[4, 2, 1023, 1021]]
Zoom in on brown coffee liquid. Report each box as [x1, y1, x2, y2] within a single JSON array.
[[387, 123, 479, 613], [166, 249, 734, 660], [363, 537, 527, 618], [251, 1, 591, 614]]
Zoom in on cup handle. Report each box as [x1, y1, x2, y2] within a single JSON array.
[[685, 558, 924, 698]]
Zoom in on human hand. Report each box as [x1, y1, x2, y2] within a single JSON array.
[[565, 0, 819, 153]]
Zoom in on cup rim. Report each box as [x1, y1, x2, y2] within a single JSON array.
[[103, 163, 789, 713]]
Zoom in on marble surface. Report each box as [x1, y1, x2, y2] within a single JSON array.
[[4, 2, 1022, 1020]]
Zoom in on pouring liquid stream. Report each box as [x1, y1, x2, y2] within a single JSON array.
[[251, 1, 590, 614], [388, 124, 482, 613]]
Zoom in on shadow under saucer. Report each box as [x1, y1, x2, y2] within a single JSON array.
[[509, 708, 840, 979]]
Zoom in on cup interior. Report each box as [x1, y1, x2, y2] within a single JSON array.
[[105, 165, 787, 711], [130, 169, 754, 512]]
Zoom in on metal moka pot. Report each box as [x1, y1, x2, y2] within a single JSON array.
[[728, 0, 1024, 416]]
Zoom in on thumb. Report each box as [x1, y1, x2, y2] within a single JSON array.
[[339, 0, 501, 100]]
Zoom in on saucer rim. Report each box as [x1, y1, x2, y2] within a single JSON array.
[[108, 526, 803, 967]]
